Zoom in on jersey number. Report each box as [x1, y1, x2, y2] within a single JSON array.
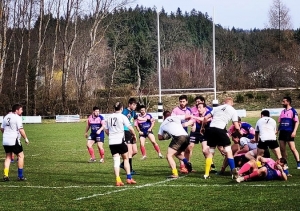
[[110, 117, 117, 126], [6, 118, 10, 126]]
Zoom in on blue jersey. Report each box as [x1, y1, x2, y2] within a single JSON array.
[[136, 113, 153, 132], [194, 109, 211, 133], [122, 108, 138, 131], [240, 122, 255, 139]]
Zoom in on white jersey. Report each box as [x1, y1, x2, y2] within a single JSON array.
[[255, 117, 277, 141], [209, 104, 238, 129], [1, 113, 23, 146], [240, 137, 257, 151], [106, 112, 132, 145], [158, 116, 188, 137]]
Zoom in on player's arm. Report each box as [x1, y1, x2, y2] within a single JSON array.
[[233, 121, 241, 134], [97, 120, 105, 134], [85, 121, 90, 138], [202, 113, 212, 126], [128, 125, 137, 140], [19, 128, 29, 145], [236, 144, 249, 154], [292, 120, 299, 138], [182, 119, 194, 127], [276, 164, 288, 181], [157, 127, 165, 140], [134, 120, 143, 135]]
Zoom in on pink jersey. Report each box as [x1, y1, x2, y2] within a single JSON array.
[[278, 108, 298, 131], [264, 158, 282, 177], [134, 113, 153, 129], [171, 106, 192, 131], [88, 114, 105, 137], [191, 106, 198, 116]]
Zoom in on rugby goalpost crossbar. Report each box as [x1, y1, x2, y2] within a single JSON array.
[[157, 8, 218, 122]]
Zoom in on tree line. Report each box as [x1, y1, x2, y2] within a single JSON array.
[[0, 0, 299, 115]]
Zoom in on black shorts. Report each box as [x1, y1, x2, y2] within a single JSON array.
[[124, 130, 136, 144], [169, 135, 189, 152], [189, 132, 206, 144], [257, 140, 279, 150], [109, 142, 128, 155], [139, 130, 153, 138], [234, 154, 249, 168], [3, 139, 23, 155], [207, 127, 231, 147], [278, 130, 294, 142]]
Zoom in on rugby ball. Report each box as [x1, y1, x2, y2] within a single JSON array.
[[162, 131, 172, 140]]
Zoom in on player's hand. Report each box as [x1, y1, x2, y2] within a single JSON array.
[[200, 128, 205, 135], [96, 130, 101, 134], [139, 131, 143, 135], [25, 138, 29, 145], [147, 128, 152, 132], [85, 133, 88, 138], [291, 132, 296, 138], [185, 114, 191, 120], [276, 164, 283, 171]]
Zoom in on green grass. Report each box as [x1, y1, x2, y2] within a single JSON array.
[[0, 118, 300, 210]]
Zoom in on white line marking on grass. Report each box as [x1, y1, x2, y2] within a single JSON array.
[[74, 176, 187, 201], [160, 184, 300, 187], [0, 185, 116, 189], [31, 154, 41, 157]]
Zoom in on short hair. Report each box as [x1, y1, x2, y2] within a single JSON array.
[[139, 105, 146, 110], [12, 104, 22, 112], [283, 96, 292, 104], [128, 98, 137, 105], [279, 157, 287, 165], [224, 97, 233, 103], [163, 110, 171, 119], [197, 102, 206, 108], [179, 95, 188, 101], [261, 110, 270, 117], [93, 106, 99, 111], [114, 102, 123, 111], [195, 95, 205, 102], [232, 130, 242, 139]]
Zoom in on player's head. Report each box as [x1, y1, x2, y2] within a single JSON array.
[[194, 96, 205, 105], [139, 105, 146, 115], [163, 110, 171, 119], [282, 96, 291, 108], [231, 130, 242, 144], [261, 110, 270, 117], [275, 157, 287, 168], [224, 97, 234, 106], [197, 103, 206, 113], [93, 106, 100, 116], [12, 104, 23, 116], [128, 98, 137, 110], [114, 102, 123, 112], [179, 95, 188, 108]]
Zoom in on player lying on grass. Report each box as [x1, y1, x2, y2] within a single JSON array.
[[157, 111, 193, 178], [233, 156, 288, 183]]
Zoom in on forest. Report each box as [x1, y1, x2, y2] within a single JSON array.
[[0, 0, 299, 115]]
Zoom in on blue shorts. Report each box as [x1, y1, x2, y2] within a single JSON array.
[[139, 130, 153, 138], [88, 134, 104, 143], [265, 164, 280, 180]]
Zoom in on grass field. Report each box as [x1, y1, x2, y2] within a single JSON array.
[[0, 117, 300, 210]]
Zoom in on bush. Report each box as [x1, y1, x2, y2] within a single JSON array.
[[244, 92, 254, 99], [236, 94, 244, 103], [255, 93, 268, 100]]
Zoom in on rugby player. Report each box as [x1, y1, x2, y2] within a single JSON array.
[[135, 105, 163, 159], [85, 106, 105, 163], [203, 97, 241, 179], [105, 102, 137, 186], [234, 156, 287, 183], [278, 97, 300, 170], [158, 111, 193, 178], [1, 104, 29, 181]]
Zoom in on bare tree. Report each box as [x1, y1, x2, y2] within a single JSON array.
[[268, 0, 292, 30]]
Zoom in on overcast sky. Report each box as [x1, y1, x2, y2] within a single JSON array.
[[131, 0, 300, 30]]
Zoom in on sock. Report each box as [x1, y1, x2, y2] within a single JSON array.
[[154, 144, 160, 153], [140, 146, 146, 156], [205, 158, 213, 176], [126, 174, 132, 180], [99, 149, 104, 159], [116, 176, 122, 182], [227, 158, 235, 171], [18, 168, 23, 178], [88, 147, 95, 159], [284, 169, 289, 175], [172, 168, 178, 176], [244, 171, 259, 181], [182, 158, 189, 165], [238, 163, 252, 175], [211, 163, 216, 169], [129, 158, 133, 171], [4, 168, 9, 177]]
